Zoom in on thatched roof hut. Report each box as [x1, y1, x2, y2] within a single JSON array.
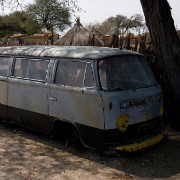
[[55, 18, 104, 46]]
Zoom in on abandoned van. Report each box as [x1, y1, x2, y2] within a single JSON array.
[[0, 46, 167, 152]]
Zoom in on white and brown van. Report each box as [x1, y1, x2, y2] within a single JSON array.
[[0, 46, 167, 152]]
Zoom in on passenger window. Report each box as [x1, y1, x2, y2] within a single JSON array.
[[27, 60, 49, 81], [12, 58, 49, 82], [84, 62, 94, 88], [0, 57, 10, 77], [55, 60, 86, 88], [13, 58, 29, 78]]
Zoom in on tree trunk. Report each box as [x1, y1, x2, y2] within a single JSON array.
[[140, 0, 180, 130]]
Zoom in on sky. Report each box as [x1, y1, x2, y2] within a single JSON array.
[[75, 0, 180, 29], [2, 0, 180, 30]]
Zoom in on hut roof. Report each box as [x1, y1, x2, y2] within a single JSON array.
[[55, 18, 104, 46]]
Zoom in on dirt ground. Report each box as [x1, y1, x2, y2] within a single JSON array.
[[0, 121, 179, 180]]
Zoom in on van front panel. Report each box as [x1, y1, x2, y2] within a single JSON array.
[[97, 54, 166, 148], [100, 85, 163, 130]]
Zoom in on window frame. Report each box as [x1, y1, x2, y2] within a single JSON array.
[[97, 55, 158, 91], [0, 56, 11, 78], [11, 57, 50, 83], [84, 62, 95, 89], [54, 59, 95, 89]]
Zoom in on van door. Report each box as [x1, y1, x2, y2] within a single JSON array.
[[0, 56, 11, 120], [49, 60, 104, 147], [8, 57, 50, 134]]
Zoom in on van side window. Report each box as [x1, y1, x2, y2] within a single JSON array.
[[12, 58, 49, 82], [27, 60, 49, 81], [13, 58, 29, 78], [55, 60, 86, 88], [84, 62, 94, 88], [0, 57, 10, 77]]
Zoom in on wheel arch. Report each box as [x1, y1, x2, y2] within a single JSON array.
[[50, 118, 85, 145]]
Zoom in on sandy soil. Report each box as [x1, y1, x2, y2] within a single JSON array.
[[0, 121, 179, 180]]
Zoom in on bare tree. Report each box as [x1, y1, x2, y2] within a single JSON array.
[[0, 0, 22, 11]]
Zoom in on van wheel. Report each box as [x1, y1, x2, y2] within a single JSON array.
[[65, 129, 84, 151]]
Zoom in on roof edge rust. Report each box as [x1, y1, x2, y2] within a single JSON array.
[[0, 46, 141, 59]]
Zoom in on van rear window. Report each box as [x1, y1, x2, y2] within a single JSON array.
[[12, 58, 49, 82]]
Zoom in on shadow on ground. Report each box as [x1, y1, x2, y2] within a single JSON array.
[[0, 121, 179, 179]]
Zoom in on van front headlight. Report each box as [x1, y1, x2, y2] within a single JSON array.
[[117, 114, 129, 132]]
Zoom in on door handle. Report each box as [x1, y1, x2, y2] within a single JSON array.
[[49, 97, 57, 101]]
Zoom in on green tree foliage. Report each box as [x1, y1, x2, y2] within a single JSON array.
[[0, 11, 41, 37], [26, 0, 72, 32], [91, 14, 144, 35], [123, 14, 144, 33], [105, 15, 127, 34]]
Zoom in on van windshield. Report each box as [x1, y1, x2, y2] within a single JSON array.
[[98, 55, 157, 91]]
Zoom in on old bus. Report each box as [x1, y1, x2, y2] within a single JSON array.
[[0, 46, 167, 153]]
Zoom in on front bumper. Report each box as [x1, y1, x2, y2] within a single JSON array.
[[115, 131, 168, 152]]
